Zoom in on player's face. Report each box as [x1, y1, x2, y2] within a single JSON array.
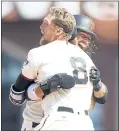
[[76, 31, 92, 50], [40, 14, 60, 43]]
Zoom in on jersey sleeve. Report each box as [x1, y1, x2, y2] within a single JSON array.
[[21, 49, 39, 80]]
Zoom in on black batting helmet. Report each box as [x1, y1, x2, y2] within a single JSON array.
[[70, 14, 97, 40]]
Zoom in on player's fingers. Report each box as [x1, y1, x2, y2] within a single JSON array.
[[89, 70, 98, 76]]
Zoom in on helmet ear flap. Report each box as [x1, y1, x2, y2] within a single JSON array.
[[69, 28, 77, 41]]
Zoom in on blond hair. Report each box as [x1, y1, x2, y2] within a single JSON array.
[[49, 7, 76, 37]]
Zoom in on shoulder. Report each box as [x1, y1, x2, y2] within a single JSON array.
[[28, 46, 44, 57], [28, 47, 39, 55], [26, 47, 42, 64], [27, 41, 56, 60]]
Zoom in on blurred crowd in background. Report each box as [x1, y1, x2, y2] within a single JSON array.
[[1, 2, 118, 131]]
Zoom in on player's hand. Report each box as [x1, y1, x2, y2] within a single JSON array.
[[89, 66, 101, 85]]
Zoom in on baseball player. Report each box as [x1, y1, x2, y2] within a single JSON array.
[[9, 7, 77, 130], [69, 14, 108, 107], [32, 15, 108, 130], [69, 14, 97, 57]]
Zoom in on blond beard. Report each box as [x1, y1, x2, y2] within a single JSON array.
[[39, 36, 50, 46]]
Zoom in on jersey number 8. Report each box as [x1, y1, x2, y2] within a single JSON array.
[[70, 57, 88, 84]]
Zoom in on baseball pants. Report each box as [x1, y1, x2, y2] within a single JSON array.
[[34, 112, 94, 130]]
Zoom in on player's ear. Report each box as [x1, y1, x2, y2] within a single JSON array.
[[56, 28, 64, 36]]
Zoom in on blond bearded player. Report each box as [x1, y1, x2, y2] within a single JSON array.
[[9, 7, 76, 130]]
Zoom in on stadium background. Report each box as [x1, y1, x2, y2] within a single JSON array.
[[1, 2, 118, 130]]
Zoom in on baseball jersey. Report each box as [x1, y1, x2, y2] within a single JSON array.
[[22, 40, 95, 122], [40, 41, 96, 117]]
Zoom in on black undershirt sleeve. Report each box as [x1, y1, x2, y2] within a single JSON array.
[[13, 73, 34, 92]]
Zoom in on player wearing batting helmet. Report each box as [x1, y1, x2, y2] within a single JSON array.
[[69, 14, 108, 107], [69, 14, 97, 56]]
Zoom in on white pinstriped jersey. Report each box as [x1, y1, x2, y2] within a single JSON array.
[[22, 40, 95, 123]]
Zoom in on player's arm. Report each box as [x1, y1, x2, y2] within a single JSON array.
[[9, 49, 38, 105], [26, 74, 76, 100], [90, 67, 108, 104], [93, 82, 108, 104]]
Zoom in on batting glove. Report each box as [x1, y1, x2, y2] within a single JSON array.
[[89, 66, 102, 91]]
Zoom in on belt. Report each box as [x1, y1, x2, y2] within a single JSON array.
[[32, 122, 39, 128], [57, 106, 89, 115]]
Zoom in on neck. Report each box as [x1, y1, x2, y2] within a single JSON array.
[[51, 35, 68, 42]]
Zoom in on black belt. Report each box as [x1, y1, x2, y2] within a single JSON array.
[[32, 122, 39, 128], [57, 106, 89, 115]]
